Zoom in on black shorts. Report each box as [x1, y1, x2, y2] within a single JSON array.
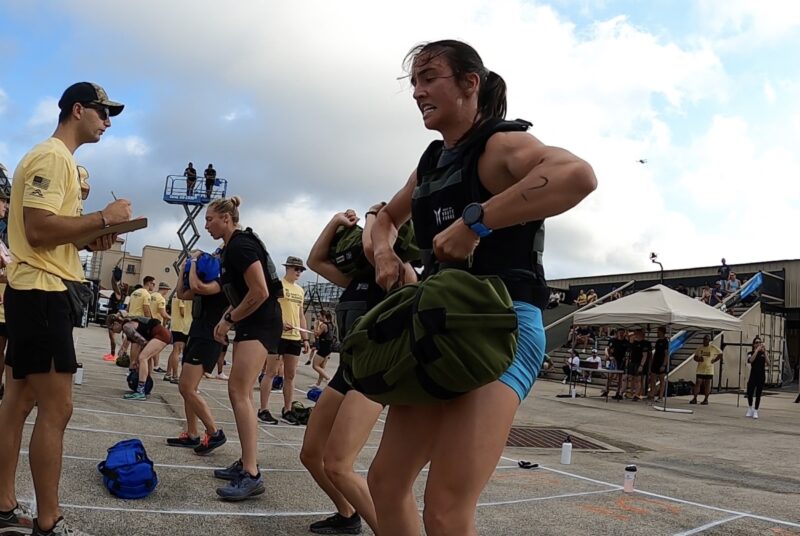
[[183, 337, 223, 373], [626, 360, 643, 376], [235, 320, 282, 354], [696, 374, 714, 381], [649, 360, 666, 375], [317, 340, 333, 358], [171, 331, 189, 344], [328, 364, 352, 395], [0, 321, 7, 338], [277, 338, 302, 357], [5, 286, 77, 379]]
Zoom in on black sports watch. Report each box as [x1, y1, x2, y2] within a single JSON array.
[[462, 203, 493, 238], [224, 312, 234, 324]]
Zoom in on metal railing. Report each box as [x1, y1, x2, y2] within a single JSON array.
[[545, 279, 636, 331]]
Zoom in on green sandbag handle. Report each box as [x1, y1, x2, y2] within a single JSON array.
[[382, 353, 417, 386]]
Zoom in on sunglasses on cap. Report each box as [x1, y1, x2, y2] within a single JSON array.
[[82, 102, 110, 121]]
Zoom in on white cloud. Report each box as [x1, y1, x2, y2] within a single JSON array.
[[763, 81, 776, 104], [697, 0, 800, 48], [0, 88, 7, 115], [27, 97, 59, 128], [5, 0, 796, 280]]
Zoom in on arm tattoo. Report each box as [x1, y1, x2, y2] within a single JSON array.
[[123, 323, 148, 346], [520, 176, 549, 201]]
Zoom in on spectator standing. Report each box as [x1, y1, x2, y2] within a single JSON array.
[[165, 293, 192, 383], [648, 326, 669, 401], [745, 337, 769, 419], [204, 164, 217, 199], [689, 335, 722, 405], [718, 258, 730, 282], [726, 272, 741, 295], [625, 329, 651, 401], [0, 81, 130, 535], [184, 162, 197, 197], [609, 329, 629, 400]]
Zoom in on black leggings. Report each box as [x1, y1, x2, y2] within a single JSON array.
[[746, 374, 765, 409]]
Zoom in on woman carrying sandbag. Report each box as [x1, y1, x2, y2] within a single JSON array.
[[369, 39, 597, 535]]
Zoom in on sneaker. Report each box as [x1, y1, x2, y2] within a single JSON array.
[[215, 373, 229, 380], [746, 407, 754, 418], [305, 360, 312, 366], [689, 398, 697, 405], [216, 471, 265, 501], [0, 502, 34, 535], [214, 459, 244, 481], [194, 429, 227, 456], [612, 394, 623, 401], [153, 367, 166, 373], [167, 432, 200, 448], [169, 377, 180, 385], [561, 378, 567, 384], [257, 409, 278, 425], [752, 410, 759, 419], [123, 391, 146, 400], [32, 516, 91, 535], [700, 399, 709, 405], [309, 512, 363, 534], [204, 372, 214, 379], [163, 374, 172, 382], [281, 409, 300, 425]]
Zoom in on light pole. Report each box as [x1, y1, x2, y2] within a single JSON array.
[[650, 252, 664, 285]]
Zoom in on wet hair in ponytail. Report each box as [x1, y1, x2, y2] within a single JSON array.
[[404, 39, 507, 121]]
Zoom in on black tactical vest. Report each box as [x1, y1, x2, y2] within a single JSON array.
[[411, 118, 548, 309]]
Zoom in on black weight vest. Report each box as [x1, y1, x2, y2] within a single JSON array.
[[220, 227, 284, 307], [411, 118, 548, 309]]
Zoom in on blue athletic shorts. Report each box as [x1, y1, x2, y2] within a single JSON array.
[[499, 302, 546, 403]]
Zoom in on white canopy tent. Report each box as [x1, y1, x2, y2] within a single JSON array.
[[572, 284, 743, 414], [573, 284, 742, 331]]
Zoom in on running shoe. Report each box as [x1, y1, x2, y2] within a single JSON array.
[[194, 429, 227, 456], [215, 373, 229, 380], [309, 512, 363, 534], [216, 471, 265, 501], [167, 432, 200, 448], [281, 409, 301, 426], [0, 502, 34, 535], [122, 392, 146, 400], [32, 516, 92, 535], [214, 459, 244, 481], [257, 409, 278, 425], [153, 367, 166, 373]]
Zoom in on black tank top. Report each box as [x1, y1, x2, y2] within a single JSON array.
[[749, 350, 766, 376]]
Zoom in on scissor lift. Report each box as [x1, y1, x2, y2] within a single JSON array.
[[163, 174, 229, 278]]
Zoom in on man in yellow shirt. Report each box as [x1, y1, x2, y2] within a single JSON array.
[[128, 276, 155, 317], [165, 292, 192, 383], [258, 256, 310, 425], [0, 82, 132, 536], [690, 334, 723, 405]]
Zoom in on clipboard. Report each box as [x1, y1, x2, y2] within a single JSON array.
[[74, 217, 148, 249]]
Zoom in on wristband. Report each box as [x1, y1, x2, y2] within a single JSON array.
[[99, 210, 108, 228], [365, 211, 379, 217]]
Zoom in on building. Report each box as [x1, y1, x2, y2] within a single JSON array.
[[548, 258, 799, 383], [86, 238, 184, 291]]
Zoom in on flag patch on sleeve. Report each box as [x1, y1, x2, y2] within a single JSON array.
[[32, 176, 51, 190]]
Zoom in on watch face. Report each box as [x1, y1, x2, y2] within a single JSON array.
[[463, 203, 482, 225]]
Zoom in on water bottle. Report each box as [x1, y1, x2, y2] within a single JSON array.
[[623, 464, 637, 492], [560, 436, 573, 465], [73, 363, 84, 385]]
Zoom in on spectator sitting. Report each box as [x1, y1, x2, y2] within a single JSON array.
[[582, 349, 602, 382], [709, 282, 724, 306], [700, 284, 711, 304], [547, 290, 561, 309], [573, 325, 593, 352], [561, 350, 581, 384], [611, 287, 622, 301], [575, 289, 587, 307], [586, 289, 598, 303], [539, 354, 553, 377]]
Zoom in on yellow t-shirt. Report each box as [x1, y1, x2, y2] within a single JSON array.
[[128, 288, 151, 317], [169, 297, 193, 334], [150, 292, 167, 323], [278, 278, 305, 341], [7, 137, 83, 291], [695, 344, 722, 376]]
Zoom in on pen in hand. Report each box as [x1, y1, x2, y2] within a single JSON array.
[[111, 191, 118, 200]]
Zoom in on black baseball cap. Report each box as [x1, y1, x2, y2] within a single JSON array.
[[58, 82, 124, 117]]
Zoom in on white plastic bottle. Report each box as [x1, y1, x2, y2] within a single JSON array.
[[73, 362, 84, 385], [623, 464, 637, 492], [560, 436, 573, 465]]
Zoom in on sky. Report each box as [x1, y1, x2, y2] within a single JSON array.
[[1, 0, 798, 283]]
